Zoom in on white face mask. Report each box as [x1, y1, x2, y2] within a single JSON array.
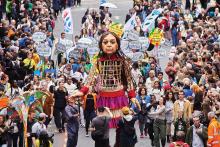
[[123, 114, 132, 121]]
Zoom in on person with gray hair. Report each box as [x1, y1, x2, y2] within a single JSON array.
[[208, 111, 216, 119]]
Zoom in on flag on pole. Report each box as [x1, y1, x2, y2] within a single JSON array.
[[100, 0, 107, 5], [62, 8, 74, 34], [123, 13, 137, 31]]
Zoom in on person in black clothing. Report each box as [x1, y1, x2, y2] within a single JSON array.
[[27, 111, 36, 147], [83, 93, 96, 137], [115, 106, 138, 147], [0, 115, 8, 147], [53, 81, 68, 133]]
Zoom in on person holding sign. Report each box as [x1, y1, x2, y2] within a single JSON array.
[[72, 32, 140, 128]]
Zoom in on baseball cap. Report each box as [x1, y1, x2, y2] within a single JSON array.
[[121, 106, 130, 115], [39, 113, 48, 118]]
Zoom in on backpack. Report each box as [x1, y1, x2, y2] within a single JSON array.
[[122, 118, 135, 136], [91, 117, 107, 141]]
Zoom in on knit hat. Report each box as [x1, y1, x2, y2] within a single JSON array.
[[121, 106, 130, 115]]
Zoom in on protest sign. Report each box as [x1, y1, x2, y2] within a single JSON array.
[[124, 51, 144, 61], [149, 28, 164, 46], [36, 43, 52, 57], [109, 22, 124, 38], [87, 47, 100, 56], [128, 41, 142, 50], [121, 40, 129, 50], [56, 43, 67, 53], [68, 49, 79, 59], [59, 39, 73, 49], [126, 30, 139, 41], [139, 37, 150, 51], [32, 32, 47, 42], [76, 43, 89, 49]]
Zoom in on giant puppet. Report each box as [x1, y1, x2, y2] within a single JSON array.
[[73, 32, 139, 128]]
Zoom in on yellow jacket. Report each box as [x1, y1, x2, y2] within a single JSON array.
[[207, 118, 220, 147], [173, 99, 192, 122], [23, 58, 36, 69]]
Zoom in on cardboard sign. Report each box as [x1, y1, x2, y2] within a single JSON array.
[[32, 32, 47, 42], [68, 49, 80, 59], [128, 41, 142, 50], [76, 43, 89, 49], [121, 40, 129, 50], [149, 28, 164, 46], [87, 47, 100, 56], [139, 37, 150, 51], [109, 22, 124, 38], [148, 48, 167, 58], [56, 43, 66, 53], [59, 39, 73, 49], [127, 30, 139, 41], [36, 43, 51, 57], [124, 51, 144, 61]]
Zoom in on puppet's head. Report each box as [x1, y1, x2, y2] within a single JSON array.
[[99, 32, 121, 56]]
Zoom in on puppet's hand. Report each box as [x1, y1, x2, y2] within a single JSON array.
[[71, 90, 84, 98], [131, 98, 141, 110]]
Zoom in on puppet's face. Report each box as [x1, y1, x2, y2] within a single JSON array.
[[101, 34, 118, 55]]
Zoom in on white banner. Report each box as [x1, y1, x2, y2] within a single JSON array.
[[62, 8, 73, 34], [123, 13, 136, 31], [141, 8, 163, 33]]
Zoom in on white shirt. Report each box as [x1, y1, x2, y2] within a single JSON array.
[[32, 121, 47, 136], [5, 87, 23, 99], [145, 77, 158, 93], [149, 88, 164, 101], [64, 83, 78, 96], [192, 125, 204, 147], [72, 71, 83, 82], [178, 100, 184, 111]]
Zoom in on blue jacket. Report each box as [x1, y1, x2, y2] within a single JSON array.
[[132, 95, 151, 113]]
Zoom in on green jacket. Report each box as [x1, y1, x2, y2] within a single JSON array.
[[6, 0, 12, 14], [185, 124, 208, 147]]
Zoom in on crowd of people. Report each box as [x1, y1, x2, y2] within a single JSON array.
[[0, 0, 219, 147]]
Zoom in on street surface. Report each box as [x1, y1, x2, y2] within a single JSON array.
[[51, 0, 171, 146]]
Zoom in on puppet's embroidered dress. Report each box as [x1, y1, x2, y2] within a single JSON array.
[[80, 54, 136, 128]]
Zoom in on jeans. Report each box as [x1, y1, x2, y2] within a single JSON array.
[[66, 133, 78, 147], [146, 122, 154, 142], [53, 107, 66, 129], [139, 121, 148, 134], [153, 119, 166, 147], [84, 110, 96, 133], [95, 138, 109, 147]]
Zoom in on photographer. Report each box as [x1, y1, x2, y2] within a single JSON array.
[[5, 113, 20, 147], [0, 115, 8, 147], [91, 106, 113, 147]]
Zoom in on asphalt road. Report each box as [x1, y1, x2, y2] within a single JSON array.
[[51, 0, 171, 146]]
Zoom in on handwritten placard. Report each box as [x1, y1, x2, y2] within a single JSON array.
[[32, 32, 47, 42], [36, 43, 51, 57], [56, 43, 67, 53]]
